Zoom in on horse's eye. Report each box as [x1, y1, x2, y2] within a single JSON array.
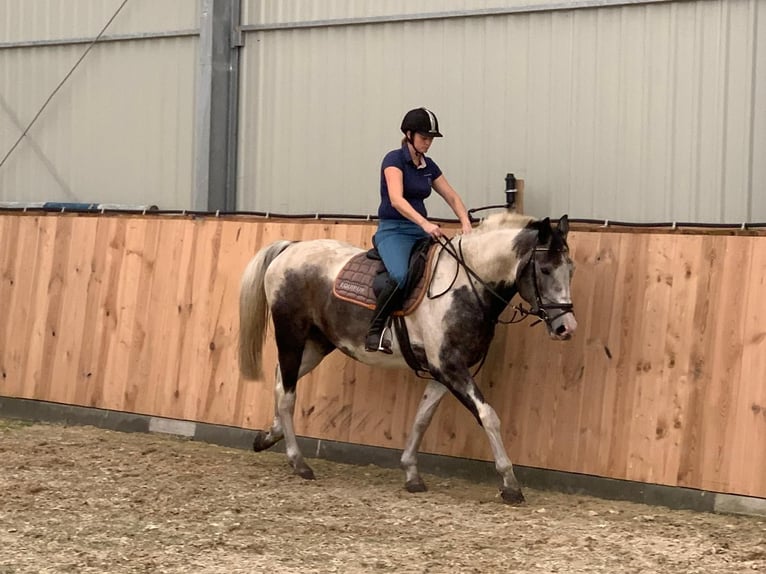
[[540, 267, 551, 276]]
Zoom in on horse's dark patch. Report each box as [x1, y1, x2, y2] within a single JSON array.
[[271, 267, 338, 391], [325, 299, 378, 344], [272, 266, 373, 362], [440, 289, 494, 363], [307, 326, 335, 357], [517, 216, 569, 258], [513, 226, 539, 262], [432, 281, 518, 423]]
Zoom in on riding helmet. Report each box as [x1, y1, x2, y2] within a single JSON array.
[[400, 107, 443, 137]]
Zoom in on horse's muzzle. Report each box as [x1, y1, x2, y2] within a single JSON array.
[[550, 312, 577, 340]]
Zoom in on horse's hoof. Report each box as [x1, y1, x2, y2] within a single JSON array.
[[294, 466, 316, 480], [252, 431, 272, 452], [500, 488, 525, 505], [405, 478, 428, 493]]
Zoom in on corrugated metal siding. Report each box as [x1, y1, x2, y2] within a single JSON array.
[[238, 0, 765, 223], [0, 0, 198, 43], [0, 0, 198, 207], [0, 38, 197, 207]]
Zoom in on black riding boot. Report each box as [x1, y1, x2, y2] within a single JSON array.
[[364, 277, 402, 354]]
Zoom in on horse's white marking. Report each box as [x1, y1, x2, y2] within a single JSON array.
[[401, 381, 448, 483], [277, 388, 302, 461], [468, 387, 515, 479]]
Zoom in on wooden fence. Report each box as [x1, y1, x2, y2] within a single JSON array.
[[0, 212, 764, 499]]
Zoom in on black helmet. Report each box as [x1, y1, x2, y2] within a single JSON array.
[[400, 107, 443, 137]]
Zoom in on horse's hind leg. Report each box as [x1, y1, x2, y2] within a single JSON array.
[[252, 364, 287, 452], [401, 381, 448, 493], [274, 364, 314, 479], [252, 337, 332, 479]]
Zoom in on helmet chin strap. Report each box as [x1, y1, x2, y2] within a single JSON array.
[[406, 132, 423, 163]]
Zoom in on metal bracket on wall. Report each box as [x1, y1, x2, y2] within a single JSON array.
[[232, 26, 244, 48]]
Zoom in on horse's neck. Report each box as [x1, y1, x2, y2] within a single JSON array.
[[457, 228, 523, 284]]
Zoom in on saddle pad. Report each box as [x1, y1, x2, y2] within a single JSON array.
[[332, 245, 436, 316]]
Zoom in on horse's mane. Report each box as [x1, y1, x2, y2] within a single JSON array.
[[474, 211, 535, 233]]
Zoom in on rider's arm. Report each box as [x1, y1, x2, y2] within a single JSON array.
[[432, 175, 473, 234]]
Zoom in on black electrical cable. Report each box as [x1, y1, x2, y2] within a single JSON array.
[[1, 204, 765, 230]]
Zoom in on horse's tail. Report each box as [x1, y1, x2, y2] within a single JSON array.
[[239, 240, 294, 380]]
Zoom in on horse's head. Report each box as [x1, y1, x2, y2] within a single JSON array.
[[515, 215, 577, 340]]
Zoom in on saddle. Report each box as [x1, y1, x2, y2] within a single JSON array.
[[332, 238, 436, 316]]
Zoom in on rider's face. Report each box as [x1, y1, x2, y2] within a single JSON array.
[[412, 132, 434, 154]]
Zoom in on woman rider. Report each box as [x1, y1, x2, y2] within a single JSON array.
[[365, 107, 473, 353]]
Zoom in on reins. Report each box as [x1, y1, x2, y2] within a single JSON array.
[[397, 230, 574, 380], [429, 236, 554, 327], [401, 235, 501, 380], [429, 236, 521, 324]]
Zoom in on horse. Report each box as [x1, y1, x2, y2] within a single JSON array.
[[238, 212, 577, 503]]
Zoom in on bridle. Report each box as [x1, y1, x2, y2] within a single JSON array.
[[402, 234, 573, 380], [511, 247, 575, 328], [430, 237, 574, 331]]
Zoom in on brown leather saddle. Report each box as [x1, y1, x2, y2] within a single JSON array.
[[332, 240, 437, 316]]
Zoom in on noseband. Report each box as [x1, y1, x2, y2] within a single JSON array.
[[513, 247, 574, 328]]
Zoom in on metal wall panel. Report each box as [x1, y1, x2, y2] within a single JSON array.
[[0, 0, 199, 208], [0, 37, 197, 207], [0, 0, 198, 44], [238, 0, 765, 223]]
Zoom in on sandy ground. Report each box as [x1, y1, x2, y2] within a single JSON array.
[[0, 419, 764, 574]]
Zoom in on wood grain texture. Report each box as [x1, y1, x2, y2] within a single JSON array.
[[1, 212, 765, 498]]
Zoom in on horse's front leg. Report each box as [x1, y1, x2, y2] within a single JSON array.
[[439, 371, 524, 504], [401, 380, 448, 492]]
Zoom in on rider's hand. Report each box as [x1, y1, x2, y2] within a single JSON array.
[[421, 221, 443, 238], [460, 222, 473, 235]]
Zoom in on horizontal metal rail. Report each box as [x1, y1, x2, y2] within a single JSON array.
[[0, 29, 199, 50], [240, 0, 678, 32]]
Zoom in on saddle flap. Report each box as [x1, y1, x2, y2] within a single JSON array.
[[332, 244, 437, 316], [333, 252, 385, 308]]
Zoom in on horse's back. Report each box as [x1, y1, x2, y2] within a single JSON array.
[[270, 238, 361, 273], [263, 239, 363, 299]]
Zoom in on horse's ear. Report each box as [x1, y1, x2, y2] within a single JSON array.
[[558, 214, 569, 238], [535, 217, 552, 245]]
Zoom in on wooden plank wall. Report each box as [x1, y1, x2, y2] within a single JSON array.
[[1, 212, 765, 498]]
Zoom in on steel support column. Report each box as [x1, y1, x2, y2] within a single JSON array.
[[194, 0, 240, 211]]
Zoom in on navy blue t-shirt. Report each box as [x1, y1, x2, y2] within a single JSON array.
[[377, 143, 442, 220]]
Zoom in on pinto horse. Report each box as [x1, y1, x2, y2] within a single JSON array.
[[239, 212, 576, 503]]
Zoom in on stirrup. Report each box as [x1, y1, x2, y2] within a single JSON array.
[[365, 330, 392, 354]]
